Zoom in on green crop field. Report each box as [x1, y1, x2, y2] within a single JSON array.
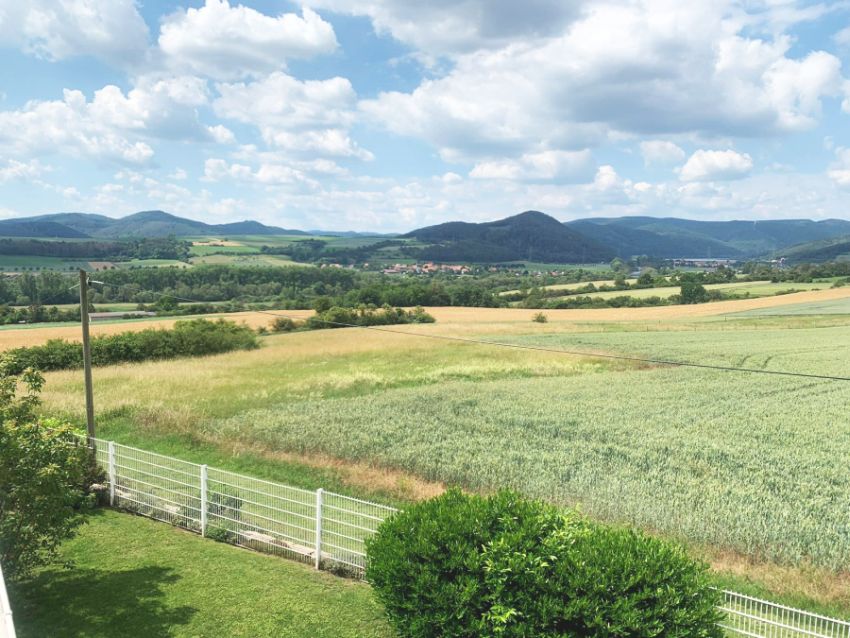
[[188, 244, 261, 256], [528, 280, 835, 301], [108, 259, 189, 269], [0, 255, 92, 271], [731, 296, 850, 316], [29, 292, 850, 612], [204, 323, 850, 571], [189, 253, 300, 267]]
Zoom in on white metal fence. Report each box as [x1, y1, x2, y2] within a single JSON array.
[[79, 436, 850, 638], [87, 436, 395, 573], [718, 590, 850, 638], [0, 562, 16, 638]]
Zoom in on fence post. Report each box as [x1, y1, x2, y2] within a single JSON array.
[[107, 441, 116, 506], [315, 488, 323, 570], [200, 465, 208, 537]]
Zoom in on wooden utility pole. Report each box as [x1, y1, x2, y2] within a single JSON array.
[[79, 269, 96, 446]]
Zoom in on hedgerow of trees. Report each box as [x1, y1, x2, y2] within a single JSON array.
[[4, 319, 259, 373], [0, 237, 189, 261]]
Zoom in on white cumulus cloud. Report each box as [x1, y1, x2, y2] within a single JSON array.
[[303, 0, 582, 57], [0, 159, 49, 182], [679, 149, 754, 182], [361, 1, 845, 164], [0, 89, 154, 164], [159, 1, 337, 79], [214, 72, 371, 159], [0, 0, 149, 64], [470, 150, 595, 182], [828, 148, 850, 189]]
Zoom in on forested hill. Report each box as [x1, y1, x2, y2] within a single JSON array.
[[4, 208, 850, 262], [0, 210, 304, 239], [403, 211, 614, 263], [566, 216, 850, 259], [775, 234, 850, 262]]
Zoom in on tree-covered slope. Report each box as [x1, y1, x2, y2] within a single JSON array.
[[405, 211, 613, 263], [567, 216, 850, 258], [0, 210, 305, 239]]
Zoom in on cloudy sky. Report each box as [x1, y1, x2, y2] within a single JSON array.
[[1, 0, 850, 231]]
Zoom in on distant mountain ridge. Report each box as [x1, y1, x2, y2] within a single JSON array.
[[403, 211, 613, 263], [3, 209, 850, 263], [566, 216, 850, 259], [0, 210, 306, 239]]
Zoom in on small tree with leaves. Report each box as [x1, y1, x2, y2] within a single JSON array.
[[0, 358, 97, 580]]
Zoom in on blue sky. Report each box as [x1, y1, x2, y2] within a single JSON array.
[[1, 0, 849, 231]]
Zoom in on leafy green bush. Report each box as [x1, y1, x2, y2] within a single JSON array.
[[306, 304, 435, 330], [270, 316, 299, 332], [366, 489, 722, 638], [0, 361, 99, 580], [4, 318, 259, 373], [532, 312, 548, 323]]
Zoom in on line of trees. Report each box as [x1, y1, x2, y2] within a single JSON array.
[[0, 237, 190, 261], [0, 265, 507, 310], [3, 319, 259, 373]]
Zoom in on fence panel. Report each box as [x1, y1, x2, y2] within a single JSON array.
[[78, 436, 850, 638], [205, 466, 318, 562], [102, 437, 203, 532], [718, 590, 850, 638], [320, 491, 398, 571]]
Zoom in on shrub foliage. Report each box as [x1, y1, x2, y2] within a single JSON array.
[[307, 305, 435, 330], [366, 489, 722, 638], [0, 361, 98, 580], [4, 318, 259, 373]]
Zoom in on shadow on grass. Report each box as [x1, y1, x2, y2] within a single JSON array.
[[12, 564, 197, 638]]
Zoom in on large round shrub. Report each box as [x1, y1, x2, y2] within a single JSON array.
[[366, 489, 722, 638]]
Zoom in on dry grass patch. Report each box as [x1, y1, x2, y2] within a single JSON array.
[[213, 440, 446, 503], [191, 239, 243, 246], [703, 547, 850, 611]]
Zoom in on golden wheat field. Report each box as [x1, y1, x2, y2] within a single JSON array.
[[3, 287, 850, 352]]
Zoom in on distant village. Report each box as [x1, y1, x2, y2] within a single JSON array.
[[380, 262, 471, 275]]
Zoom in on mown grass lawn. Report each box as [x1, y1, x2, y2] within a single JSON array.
[[10, 509, 393, 638]]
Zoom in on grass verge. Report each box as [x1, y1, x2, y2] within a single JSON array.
[[10, 509, 393, 638]]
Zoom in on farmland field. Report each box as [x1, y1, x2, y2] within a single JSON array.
[[500, 278, 637, 295], [22, 286, 850, 611], [732, 296, 850, 316], [0, 255, 92, 272], [189, 253, 299, 267], [509, 280, 836, 301], [4, 287, 850, 351]]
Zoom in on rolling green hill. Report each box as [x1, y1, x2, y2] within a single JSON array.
[[404, 211, 613, 263], [0, 219, 91, 238], [567, 216, 850, 259], [4, 209, 850, 264], [774, 234, 850, 262], [0, 210, 306, 239]]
